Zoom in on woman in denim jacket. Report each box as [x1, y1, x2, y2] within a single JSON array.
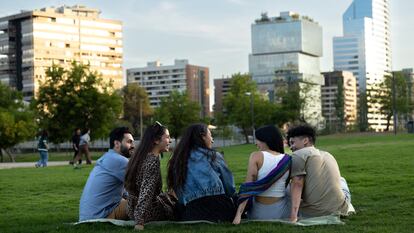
[[167, 123, 236, 222]]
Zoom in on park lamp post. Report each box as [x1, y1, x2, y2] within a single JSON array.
[[245, 92, 255, 144]]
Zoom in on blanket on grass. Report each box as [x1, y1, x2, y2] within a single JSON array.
[[73, 214, 344, 227]]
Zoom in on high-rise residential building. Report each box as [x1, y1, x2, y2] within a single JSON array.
[[213, 77, 232, 115], [249, 11, 324, 127], [127, 59, 210, 118], [333, 0, 392, 131], [0, 5, 123, 100], [321, 71, 358, 130]]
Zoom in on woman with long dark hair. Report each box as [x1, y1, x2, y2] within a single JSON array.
[[124, 122, 176, 231], [167, 123, 236, 222], [232, 125, 291, 224]]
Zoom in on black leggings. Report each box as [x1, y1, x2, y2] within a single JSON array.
[[179, 195, 236, 222]]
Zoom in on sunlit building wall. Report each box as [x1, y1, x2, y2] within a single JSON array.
[[213, 77, 232, 115], [321, 71, 358, 128], [0, 5, 123, 100]]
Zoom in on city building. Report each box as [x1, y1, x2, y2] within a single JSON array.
[[0, 5, 123, 100], [333, 0, 392, 131], [127, 59, 210, 117], [248, 11, 324, 127], [213, 77, 232, 115], [321, 71, 357, 130]]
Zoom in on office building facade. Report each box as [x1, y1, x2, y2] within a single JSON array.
[[333, 0, 392, 131], [321, 71, 358, 130], [248, 11, 324, 127], [127, 59, 210, 118], [0, 5, 123, 99], [213, 77, 232, 115]]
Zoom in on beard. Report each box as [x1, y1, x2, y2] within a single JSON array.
[[120, 144, 133, 158]]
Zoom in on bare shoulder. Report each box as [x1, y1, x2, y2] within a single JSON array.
[[249, 151, 264, 164]]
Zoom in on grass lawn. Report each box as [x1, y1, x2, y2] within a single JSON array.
[[0, 133, 413, 233], [1, 151, 107, 163]]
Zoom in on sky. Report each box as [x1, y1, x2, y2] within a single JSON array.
[[1, 0, 413, 108]]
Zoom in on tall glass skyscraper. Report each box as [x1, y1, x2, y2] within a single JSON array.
[[333, 0, 391, 131], [249, 11, 324, 128]]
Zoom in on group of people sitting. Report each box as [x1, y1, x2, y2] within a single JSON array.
[[79, 122, 352, 230]]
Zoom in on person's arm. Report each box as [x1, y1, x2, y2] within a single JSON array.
[[290, 175, 304, 223], [215, 153, 236, 196], [134, 159, 159, 230], [233, 152, 261, 225]]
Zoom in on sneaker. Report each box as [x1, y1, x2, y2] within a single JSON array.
[[35, 163, 40, 168], [69, 161, 74, 165], [73, 164, 81, 169]]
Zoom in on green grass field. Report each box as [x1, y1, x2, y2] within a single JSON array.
[[0, 133, 413, 233]]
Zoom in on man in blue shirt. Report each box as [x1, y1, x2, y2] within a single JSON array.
[[79, 127, 135, 221]]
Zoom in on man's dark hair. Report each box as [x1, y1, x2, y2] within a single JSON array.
[[286, 124, 316, 145], [109, 127, 131, 149]]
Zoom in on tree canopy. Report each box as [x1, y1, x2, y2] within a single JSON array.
[[220, 73, 285, 143], [33, 62, 123, 143], [121, 83, 153, 137], [154, 90, 201, 140], [0, 83, 36, 161], [372, 72, 411, 131]]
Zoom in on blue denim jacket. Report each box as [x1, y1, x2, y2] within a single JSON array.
[[175, 148, 236, 205]]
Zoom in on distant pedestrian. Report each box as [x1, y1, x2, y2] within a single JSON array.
[[72, 128, 92, 166], [69, 128, 82, 165], [35, 130, 49, 168]]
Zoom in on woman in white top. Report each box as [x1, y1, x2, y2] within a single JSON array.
[[233, 125, 290, 224]]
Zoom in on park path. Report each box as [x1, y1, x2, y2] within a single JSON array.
[[0, 161, 95, 169]]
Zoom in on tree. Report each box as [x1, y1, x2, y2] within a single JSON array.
[[334, 79, 345, 132], [357, 91, 369, 132], [0, 83, 36, 162], [154, 91, 201, 140], [33, 62, 123, 144], [122, 83, 153, 137], [277, 80, 311, 124], [372, 72, 410, 131], [220, 73, 284, 143], [221, 73, 257, 143]]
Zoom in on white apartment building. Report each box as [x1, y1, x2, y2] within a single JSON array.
[[0, 5, 123, 99], [321, 71, 358, 129]]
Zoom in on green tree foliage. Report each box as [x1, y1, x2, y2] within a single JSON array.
[[154, 91, 201, 140], [221, 73, 283, 143], [357, 92, 369, 132], [33, 62, 122, 143], [277, 81, 311, 124], [121, 83, 153, 137], [334, 79, 346, 132], [0, 83, 36, 161], [372, 72, 410, 131]]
